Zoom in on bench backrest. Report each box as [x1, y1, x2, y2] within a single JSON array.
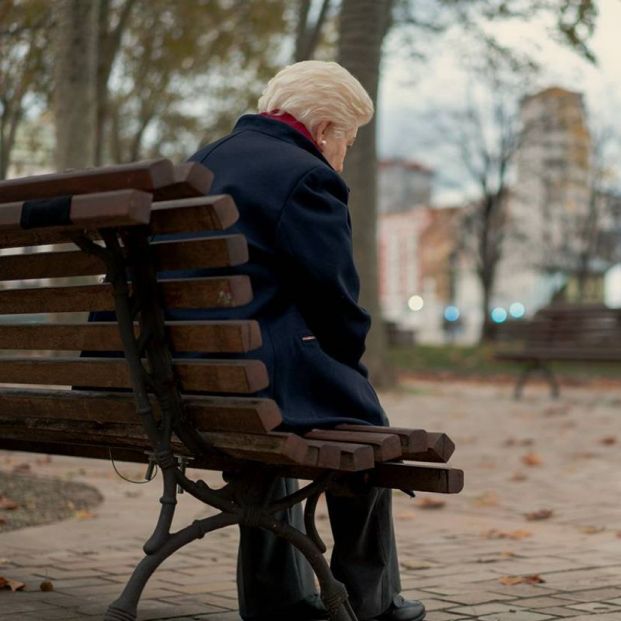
[[0, 159, 286, 461], [525, 304, 621, 351]]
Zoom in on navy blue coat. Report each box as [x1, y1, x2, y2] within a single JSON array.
[[175, 114, 387, 431]]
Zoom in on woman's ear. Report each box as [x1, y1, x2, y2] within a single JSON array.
[[314, 120, 332, 146]]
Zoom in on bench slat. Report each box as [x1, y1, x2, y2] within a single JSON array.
[[368, 462, 464, 494], [0, 195, 239, 250], [0, 236, 248, 281], [304, 440, 342, 470], [335, 424, 427, 455], [152, 162, 213, 201], [0, 159, 175, 203], [0, 321, 262, 353], [406, 432, 456, 463], [304, 440, 375, 471], [304, 429, 402, 462], [151, 195, 238, 234], [0, 357, 268, 393], [0, 190, 152, 250], [0, 389, 282, 432], [201, 431, 309, 465], [0, 276, 252, 314]]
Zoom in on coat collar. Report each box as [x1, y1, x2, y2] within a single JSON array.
[[233, 114, 333, 170]]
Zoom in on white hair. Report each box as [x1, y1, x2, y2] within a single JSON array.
[[258, 61, 374, 137]]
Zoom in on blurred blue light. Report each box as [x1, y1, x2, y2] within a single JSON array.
[[491, 307, 508, 323], [509, 302, 526, 319], [444, 305, 460, 322]]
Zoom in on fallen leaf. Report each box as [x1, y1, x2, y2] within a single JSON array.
[[401, 561, 433, 570], [579, 526, 605, 534], [418, 498, 446, 510], [39, 580, 54, 592], [11, 463, 30, 474], [600, 436, 617, 446], [510, 472, 528, 482], [499, 574, 545, 586], [0, 576, 25, 591], [483, 529, 532, 540], [0, 497, 18, 511], [503, 437, 534, 447], [525, 509, 554, 521], [474, 491, 499, 507], [543, 405, 570, 416], [521, 452, 542, 467], [74, 510, 96, 520], [395, 511, 416, 520]]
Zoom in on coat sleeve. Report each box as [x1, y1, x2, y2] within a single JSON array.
[[275, 166, 371, 376]]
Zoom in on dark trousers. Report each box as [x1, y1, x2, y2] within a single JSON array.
[[237, 478, 401, 620]]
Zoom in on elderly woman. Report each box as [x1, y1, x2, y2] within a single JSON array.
[[188, 61, 425, 621]]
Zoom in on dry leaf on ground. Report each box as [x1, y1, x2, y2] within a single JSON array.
[[525, 509, 554, 521], [521, 452, 543, 467], [74, 510, 96, 520], [418, 498, 446, 510], [0, 576, 26, 591], [474, 491, 499, 507], [579, 525, 605, 534], [499, 574, 545, 586], [11, 463, 30, 474], [510, 472, 528, 482], [401, 561, 433, 570], [0, 496, 18, 510], [39, 580, 54, 592], [483, 529, 532, 540], [504, 437, 535, 447]]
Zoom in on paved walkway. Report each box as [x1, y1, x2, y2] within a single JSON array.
[[1, 379, 621, 620]]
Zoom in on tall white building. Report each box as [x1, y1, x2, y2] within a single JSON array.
[[499, 86, 593, 309]]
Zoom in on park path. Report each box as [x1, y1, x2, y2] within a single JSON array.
[[1, 379, 621, 620]]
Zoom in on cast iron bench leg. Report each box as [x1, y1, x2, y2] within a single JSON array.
[[539, 364, 560, 399], [514, 362, 537, 399], [514, 361, 560, 400], [104, 512, 239, 621], [106, 468, 358, 621]]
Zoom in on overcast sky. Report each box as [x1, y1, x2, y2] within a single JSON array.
[[377, 0, 621, 203]]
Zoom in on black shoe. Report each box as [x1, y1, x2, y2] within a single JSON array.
[[243, 593, 328, 621], [371, 595, 426, 621]]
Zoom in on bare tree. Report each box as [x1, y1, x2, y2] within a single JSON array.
[[294, 0, 331, 61], [457, 76, 529, 341], [53, 0, 99, 170], [0, 1, 50, 179], [95, 0, 138, 165]]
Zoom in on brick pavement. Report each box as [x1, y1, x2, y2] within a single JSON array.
[[1, 379, 621, 620]]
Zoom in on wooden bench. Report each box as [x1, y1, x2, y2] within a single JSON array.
[[495, 304, 621, 398], [0, 159, 463, 621]]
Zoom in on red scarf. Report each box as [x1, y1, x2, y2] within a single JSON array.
[[260, 111, 319, 148]]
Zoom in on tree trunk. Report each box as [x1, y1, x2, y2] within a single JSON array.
[[338, 0, 394, 387], [479, 274, 496, 342], [295, 0, 331, 61], [53, 0, 99, 170]]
